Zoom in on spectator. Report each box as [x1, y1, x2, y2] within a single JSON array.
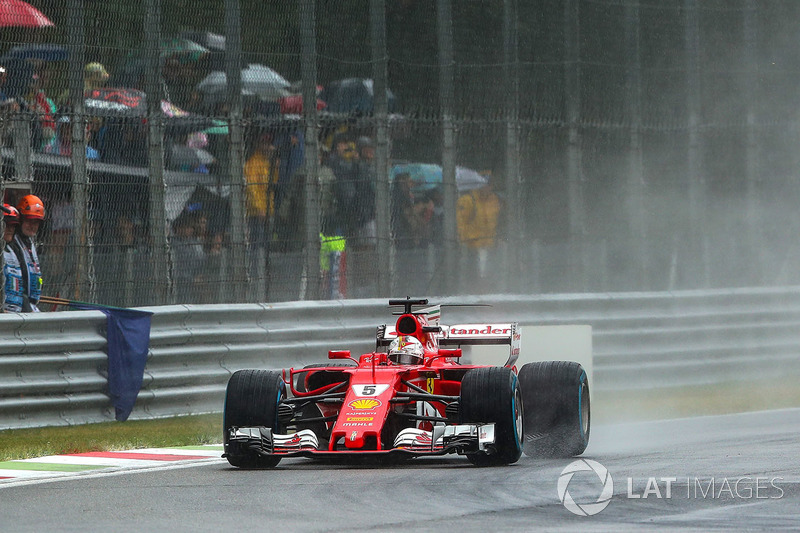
[[1, 58, 42, 148], [414, 191, 436, 246], [326, 134, 359, 237], [426, 187, 444, 245], [84, 62, 110, 93], [0, 65, 10, 101], [391, 172, 417, 249], [10, 195, 46, 312], [45, 116, 100, 159], [170, 208, 206, 303], [46, 193, 74, 294], [101, 118, 147, 166], [353, 136, 377, 249], [273, 128, 305, 247], [0, 65, 20, 146], [317, 148, 338, 235], [275, 128, 305, 213], [26, 60, 57, 151], [456, 180, 501, 279], [2, 204, 24, 312], [244, 131, 279, 266]]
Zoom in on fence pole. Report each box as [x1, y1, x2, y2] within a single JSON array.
[[225, 0, 248, 303], [624, 0, 647, 290], [743, 0, 761, 283], [66, 0, 89, 302], [564, 0, 587, 290], [300, 0, 321, 301], [502, 0, 521, 292], [144, 0, 170, 305], [370, 0, 391, 297], [437, 0, 458, 294], [683, 0, 709, 287], [67, 0, 88, 301]]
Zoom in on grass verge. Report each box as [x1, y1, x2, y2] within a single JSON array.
[[0, 413, 222, 462], [3, 379, 799, 462]]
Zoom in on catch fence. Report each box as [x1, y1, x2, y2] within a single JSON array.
[[1, 1, 800, 307]]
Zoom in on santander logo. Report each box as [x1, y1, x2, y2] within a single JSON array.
[[449, 325, 512, 336]]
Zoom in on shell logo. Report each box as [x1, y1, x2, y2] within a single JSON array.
[[348, 398, 381, 410]]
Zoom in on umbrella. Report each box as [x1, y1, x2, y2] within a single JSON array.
[[0, 0, 53, 28], [84, 87, 147, 118], [178, 31, 225, 70], [202, 121, 229, 135], [196, 63, 291, 102], [113, 37, 210, 87], [320, 78, 396, 114], [170, 144, 215, 170], [179, 31, 225, 51], [2, 43, 67, 62], [159, 99, 218, 133], [160, 37, 209, 64], [84, 87, 217, 134], [391, 163, 489, 193]]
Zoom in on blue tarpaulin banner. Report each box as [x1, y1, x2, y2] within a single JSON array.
[[76, 305, 153, 421]]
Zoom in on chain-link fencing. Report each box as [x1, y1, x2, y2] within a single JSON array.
[[1, 0, 799, 307]]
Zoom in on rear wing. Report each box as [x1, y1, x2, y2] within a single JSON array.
[[376, 322, 521, 368]]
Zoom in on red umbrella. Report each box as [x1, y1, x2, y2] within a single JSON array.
[[0, 0, 54, 28]]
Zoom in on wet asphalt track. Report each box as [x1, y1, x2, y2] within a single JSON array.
[[1, 408, 799, 532]]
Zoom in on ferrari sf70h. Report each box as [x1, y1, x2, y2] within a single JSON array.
[[224, 298, 590, 467]]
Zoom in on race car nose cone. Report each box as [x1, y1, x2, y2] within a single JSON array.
[[345, 432, 366, 449]]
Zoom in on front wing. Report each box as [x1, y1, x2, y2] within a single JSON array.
[[226, 423, 496, 459]]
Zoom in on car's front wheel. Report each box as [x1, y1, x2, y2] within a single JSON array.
[[223, 369, 284, 468], [459, 366, 524, 466]]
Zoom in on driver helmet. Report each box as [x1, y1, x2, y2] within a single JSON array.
[[388, 335, 424, 365]]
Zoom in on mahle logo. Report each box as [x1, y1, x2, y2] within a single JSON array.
[[558, 459, 614, 516]]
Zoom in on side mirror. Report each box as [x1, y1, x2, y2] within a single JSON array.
[[328, 350, 352, 360]]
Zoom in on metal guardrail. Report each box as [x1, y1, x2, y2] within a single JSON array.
[[2, 287, 800, 429]]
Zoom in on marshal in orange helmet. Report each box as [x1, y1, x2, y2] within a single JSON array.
[[2, 203, 20, 225], [16, 195, 45, 220]]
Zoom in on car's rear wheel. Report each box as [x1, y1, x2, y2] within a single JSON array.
[[518, 361, 590, 458], [223, 369, 284, 468], [459, 366, 524, 466]]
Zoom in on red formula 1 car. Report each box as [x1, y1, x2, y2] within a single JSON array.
[[223, 298, 590, 467]]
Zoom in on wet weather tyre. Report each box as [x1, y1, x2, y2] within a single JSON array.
[[518, 361, 590, 458], [223, 369, 284, 468], [459, 366, 524, 466]]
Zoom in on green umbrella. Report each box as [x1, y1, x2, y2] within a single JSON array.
[[161, 38, 209, 64], [202, 119, 228, 135]]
